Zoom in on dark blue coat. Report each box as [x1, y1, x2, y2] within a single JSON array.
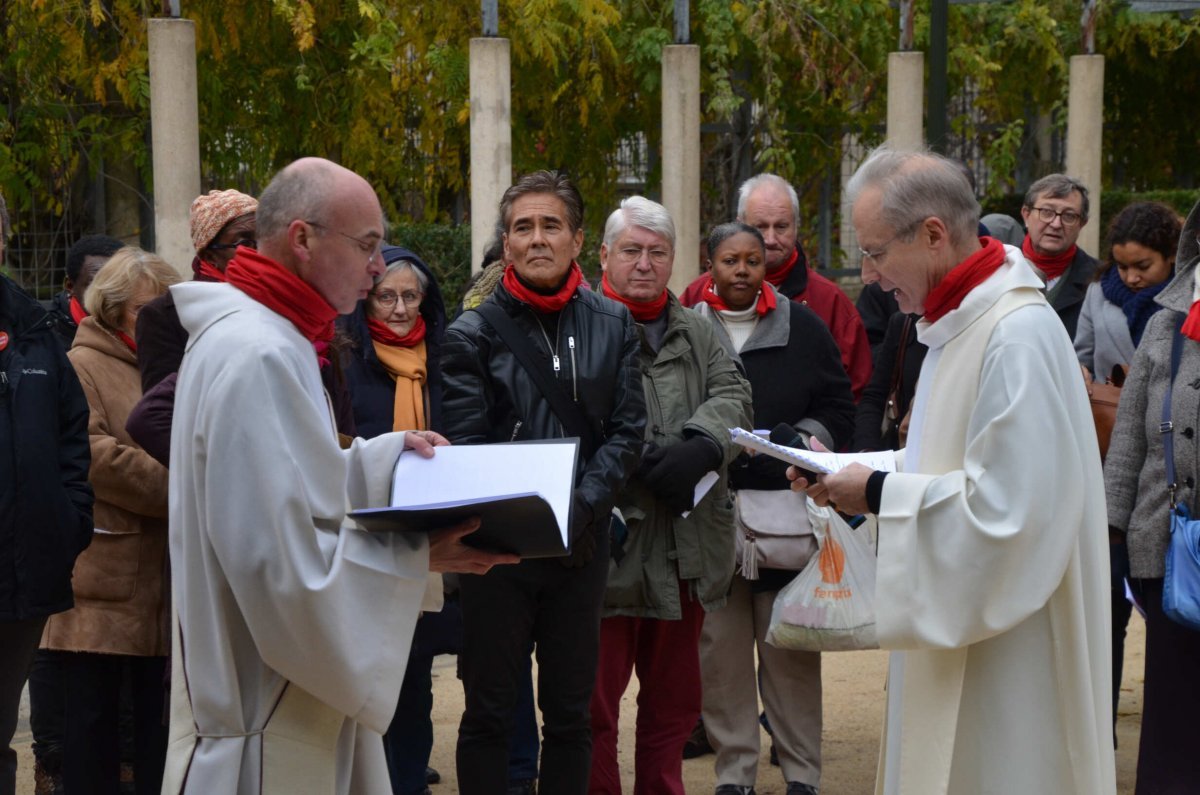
[[339, 246, 447, 438], [0, 275, 94, 621]]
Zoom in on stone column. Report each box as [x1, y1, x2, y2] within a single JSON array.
[[148, 18, 201, 278], [1066, 54, 1105, 257], [662, 44, 701, 295], [469, 37, 512, 274], [887, 51, 924, 151]]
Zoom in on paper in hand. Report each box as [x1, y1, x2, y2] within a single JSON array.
[[729, 427, 896, 475]]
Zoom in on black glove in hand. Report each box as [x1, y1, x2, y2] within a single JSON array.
[[729, 451, 792, 491], [641, 436, 723, 516], [636, 442, 665, 479]]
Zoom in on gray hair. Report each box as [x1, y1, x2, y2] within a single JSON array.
[[602, 195, 676, 249], [256, 163, 337, 240], [1024, 174, 1090, 222], [736, 174, 799, 228], [380, 258, 429, 293], [846, 146, 981, 247]]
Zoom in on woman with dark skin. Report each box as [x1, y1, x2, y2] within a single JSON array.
[[691, 223, 854, 795]]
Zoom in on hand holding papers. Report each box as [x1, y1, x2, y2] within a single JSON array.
[[729, 427, 896, 475], [349, 440, 579, 558]]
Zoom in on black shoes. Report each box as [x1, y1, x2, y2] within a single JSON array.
[[506, 779, 537, 795], [786, 783, 819, 795], [714, 787, 756, 795], [683, 717, 715, 759]]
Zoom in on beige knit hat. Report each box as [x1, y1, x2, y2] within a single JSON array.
[[189, 189, 258, 253]]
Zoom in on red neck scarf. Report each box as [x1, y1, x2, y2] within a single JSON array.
[[600, 272, 668, 322], [765, 248, 800, 288], [923, 237, 1008, 324], [224, 249, 337, 344], [1021, 235, 1077, 281], [697, 273, 777, 316], [68, 296, 88, 325], [501, 262, 583, 314], [368, 315, 427, 348], [116, 330, 137, 353], [194, 259, 228, 283]]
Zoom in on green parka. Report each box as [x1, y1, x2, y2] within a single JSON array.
[[603, 295, 753, 619]]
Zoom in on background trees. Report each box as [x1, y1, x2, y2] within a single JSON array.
[[2, 0, 1197, 296]]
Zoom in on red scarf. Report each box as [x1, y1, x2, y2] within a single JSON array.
[[116, 330, 138, 353], [696, 273, 777, 316], [194, 259, 228, 283], [1021, 236, 1077, 281], [923, 237, 1008, 324], [501, 262, 583, 314], [68, 296, 88, 325], [600, 272, 668, 322], [765, 248, 800, 288], [368, 315, 427, 347], [224, 249, 337, 344]]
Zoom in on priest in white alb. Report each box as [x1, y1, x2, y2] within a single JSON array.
[[790, 148, 1116, 794], [163, 158, 516, 794]]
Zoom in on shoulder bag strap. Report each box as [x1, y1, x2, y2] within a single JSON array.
[[885, 314, 913, 416], [475, 300, 599, 457], [1162, 315, 1186, 507]]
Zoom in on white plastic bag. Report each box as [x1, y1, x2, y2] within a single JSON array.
[[766, 498, 878, 651]]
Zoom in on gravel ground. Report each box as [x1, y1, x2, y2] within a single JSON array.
[[14, 613, 1144, 793]]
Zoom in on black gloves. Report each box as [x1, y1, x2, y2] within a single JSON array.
[[728, 451, 792, 491], [639, 436, 723, 516], [561, 491, 596, 568]]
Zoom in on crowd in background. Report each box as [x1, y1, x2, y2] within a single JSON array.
[[0, 151, 1197, 795]]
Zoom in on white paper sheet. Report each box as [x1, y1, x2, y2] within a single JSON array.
[[681, 470, 719, 518], [729, 427, 897, 475]]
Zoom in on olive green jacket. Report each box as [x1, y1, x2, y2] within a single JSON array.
[[603, 295, 753, 619]]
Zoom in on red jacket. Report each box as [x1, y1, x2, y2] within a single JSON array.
[[681, 245, 871, 399]]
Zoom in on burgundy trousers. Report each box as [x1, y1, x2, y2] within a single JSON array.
[[587, 586, 705, 795]]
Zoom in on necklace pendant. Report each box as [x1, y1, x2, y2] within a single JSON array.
[[552, 355, 561, 372]]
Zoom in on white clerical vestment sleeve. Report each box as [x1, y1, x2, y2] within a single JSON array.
[[200, 346, 427, 733], [874, 335, 1088, 650]]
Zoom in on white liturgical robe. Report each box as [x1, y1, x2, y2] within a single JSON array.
[[873, 249, 1116, 794], [163, 283, 430, 794]]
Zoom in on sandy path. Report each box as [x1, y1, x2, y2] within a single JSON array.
[[15, 613, 1144, 793]]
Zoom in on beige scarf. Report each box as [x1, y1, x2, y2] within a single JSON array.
[[372, 340, 427, 431]]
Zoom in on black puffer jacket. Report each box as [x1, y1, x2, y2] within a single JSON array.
[[0, 275, 93, 621], [441, 282, 645, 531]]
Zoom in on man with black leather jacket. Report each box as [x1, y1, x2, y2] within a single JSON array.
[[442, 171, 645, 795], [0, 192, 94, 795]]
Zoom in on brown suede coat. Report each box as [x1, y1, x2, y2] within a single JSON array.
[[42, 317, 170, 657]]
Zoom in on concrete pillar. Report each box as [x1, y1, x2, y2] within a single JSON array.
[[147, 18, 201, 278], [469, 37, 512, 274], [886, 51, 924, 152], [1066, 54, 1105, 257], [662, 45, 701, 296], [840, 132, 863, 267]]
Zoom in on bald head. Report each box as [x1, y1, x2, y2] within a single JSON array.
[[256, 158, 380, 255]]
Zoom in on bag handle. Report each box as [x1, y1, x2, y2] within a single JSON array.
[[884, 315, 913, 419], [1162, 315, 1187, 508], [474, 300, 600, 458]]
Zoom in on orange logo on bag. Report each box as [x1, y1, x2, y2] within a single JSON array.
[[818, 532, 846, 584]]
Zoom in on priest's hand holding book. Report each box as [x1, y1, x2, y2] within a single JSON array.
[[403, 431, 521, 575]]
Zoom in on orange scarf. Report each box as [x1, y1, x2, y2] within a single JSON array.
[[372, 340, 428, 432]]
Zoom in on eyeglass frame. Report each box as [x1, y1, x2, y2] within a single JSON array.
[[1027, 205, 1084, 227], [858, 221, 919, 267], [206, 238, 257, 252], [614, 243, 673, 267], [305, 220, 384, 266], [370, 289, 424, 309]]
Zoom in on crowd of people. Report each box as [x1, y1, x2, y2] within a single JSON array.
[[0, 147, 1196, 795]]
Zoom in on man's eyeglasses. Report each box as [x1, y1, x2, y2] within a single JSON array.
[[207, 238, 257, 252], [616, 245, 672, 266], [1028, 206, 1083, 227], [306, 220, 383, 266], [858, 226, 914, 267], [372, 290, 423, 309]]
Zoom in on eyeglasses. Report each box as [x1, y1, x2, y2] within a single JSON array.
[[1028, 206, 1083, 227], [306, 220, 383, 266], [858, 226, 914, 267], [207, 238, 257, 252], [615, 245, 672, 266], [372, 289, 423, 309]]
